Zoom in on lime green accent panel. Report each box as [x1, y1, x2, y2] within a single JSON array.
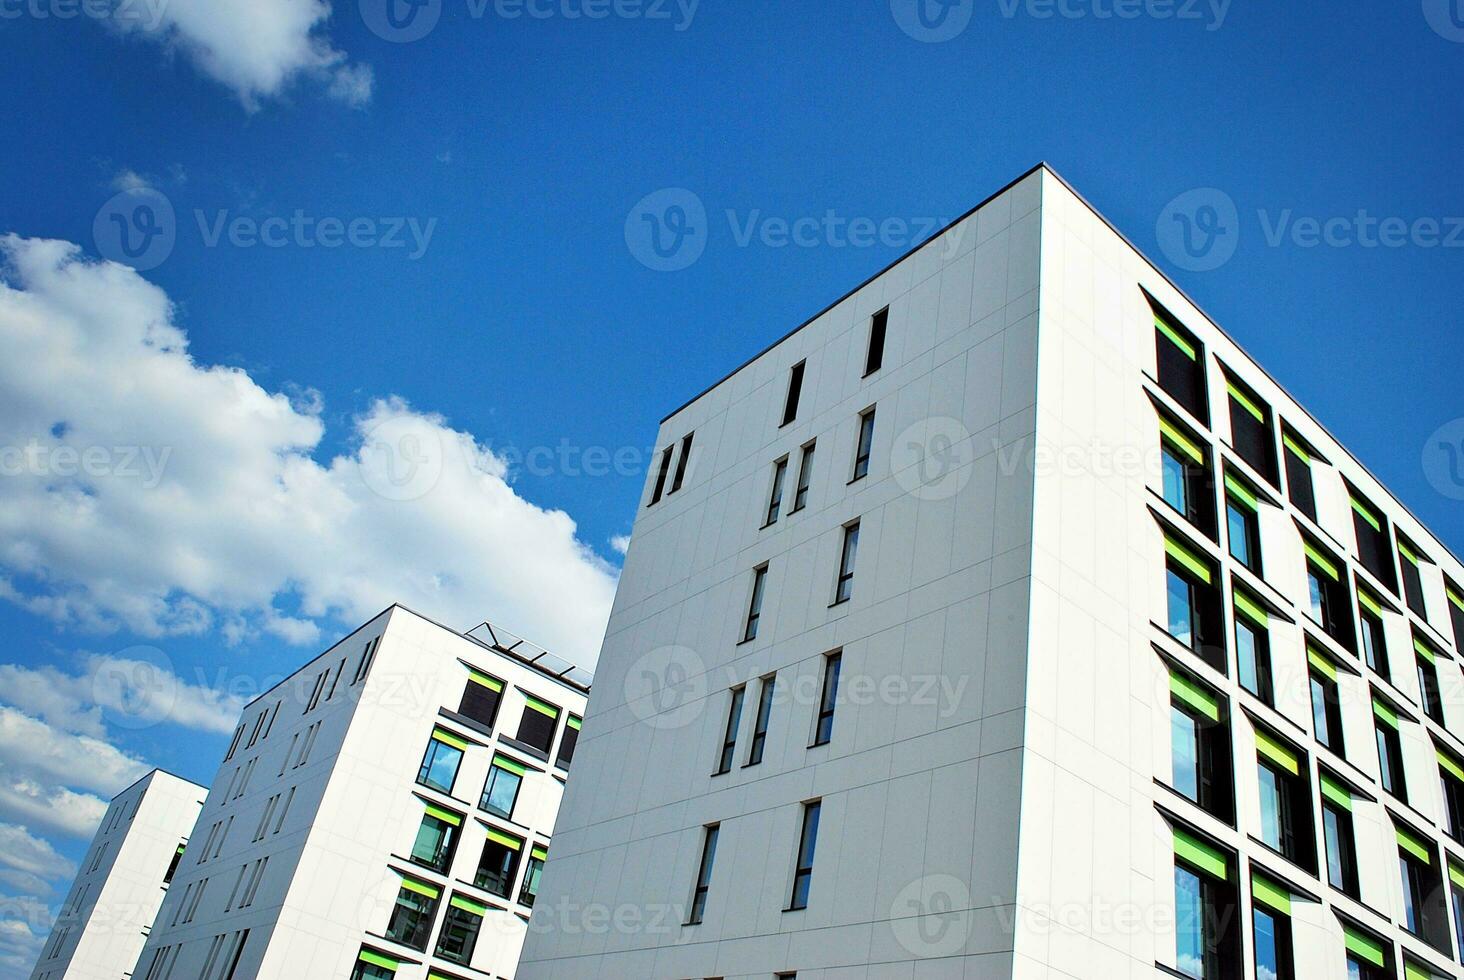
[[450, 894, 488, 916], [1165, 535, 1212, 585], [1303, 540, 1340, 581], [176, 843, 187, 855], [1173, 828, 1228, 880], [1350, 496, 1382, 532], [1452, 861, 1464, 890], [486, 828, 523, 850], [399, 876, 441, 900], [1397, 826, 1432, 864], [493, 753, 528, 777], [1251, 873, 1291, 915], [1227, 381, 1266, 422], [1307, 647, 1338, 682], [1449, 585, 1464, 611], [1406, 960, 1436, 980], [359, 950, 400, 970], [1320, 774, 1352, 811], [523, 695, 560, 719], [1400, 541, 1420, 565], [432, 728, 469, 751], [1358, 588, 1384, 617], [1255, 729, 1300, 775], [1233, 589, 1269, 627], [567, 715, 582, 731], [1225, 474, 1259, 511], [1170, 672, 1221, 722], [531, 845, 549, 862], [1282, 433, 1310, 462], [1160, 417, 1205, 465], [1415, 637, 1437, 664], [1374, 698, 1400, 730], [467, 669, 503, 692], [1344, 927, 1386, 968], [1439, 748, 1464, 783], [1156, 316, 1197, 360], [425, 805, 462, 827]]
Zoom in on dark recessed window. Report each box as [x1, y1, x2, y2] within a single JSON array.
[[1304, 539, 1355, 652], [384, 878, 439, 951], [515, 695, 561, 754], [834, 522, 860, 604], [743, 565, 768, 642], [1169, 669, 1233, 822], [782, 361, 806, 427], [1320, 774, 1359, 897], [649, 445, 673, 506], [1172, 827, 1240, 979], [1225, 375, 1278, 486], [1375, 698, 1408, 802], [1234, 590, 1274, 705], [1224, 473, 1262, 573], [1165, 533, 1225, 672], [812, 652, 841, 747], [788, 801, 821, 911], [1281, 430, 1316, 522], [791, 442, 815, 513], [1416, 638, 1445, 725], [475, 827, 523, 899], [519, 844, 546, 908], [1349, 488, 1397, 592], [764, 457, 789, 527], [670, 432, 695, 493], [1251, 875, 1295, 980], [746, 675, 775, 767], [852, 408, 876, 482], [1448, 581, 1464, 653], [864, 308, 888, 377], [1342, 925, 1390, 980], [434, 895, 485, 965], [1254, 728, 1316, 872], [409, 806, 461, 875], [1397, 823, 1451, 951], [714, 686, 744, 776], [351, 950, 398, 980], [1399, 540, 1429, 620], [1438, 747, 1464, 843], [1154, 307, 1209, 424], [459, 671, 503, 729], [555, 715, 580, 769], [1358, 591, 1390, 680], [1160, 416, 1217, 539], [687, 824, 719, 925], [1308, 647, 1345, 755]]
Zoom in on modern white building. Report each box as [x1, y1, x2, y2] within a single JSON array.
[[29, 769, 205, 980], [519, 164, 1464, 980], [129, 605, 589, 980]]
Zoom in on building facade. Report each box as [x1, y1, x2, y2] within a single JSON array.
[[29, 769, 205, 980], [130, 605, 589, 980], [519, 164, 1464, 980]]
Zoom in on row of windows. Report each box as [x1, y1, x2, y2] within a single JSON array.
[[713, 653, 842, 777], [140, 927, 250, 980], [741, 519, 862, 646], [685, 799, 823, 930]]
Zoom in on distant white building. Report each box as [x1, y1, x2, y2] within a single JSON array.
[[520, 164, 1464, 980], [29, 769, 205, 980], [129, 605, 589, 980]]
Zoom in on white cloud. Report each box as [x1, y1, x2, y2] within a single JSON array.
[[0, 893, 50, 980], [110, 170, 153, 194], [0, 826, 73, 886], [0, 709, 149, 799], [0, 236, 617, 668], [610, 534, 631, 556], [110, 0, 372, 110]]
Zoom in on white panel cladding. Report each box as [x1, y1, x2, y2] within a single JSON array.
[[129, 606, 586, 980], [29, 770, 204, 980], [520, 170, 1045, 979]]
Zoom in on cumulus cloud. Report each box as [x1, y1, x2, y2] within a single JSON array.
[[610, 534, 631, 556], [0, 892, 50, 979], [0, 236, 617, 667], [0, 826, 73, 888], [109, 0, 372, 110]]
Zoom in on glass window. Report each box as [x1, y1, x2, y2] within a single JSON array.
[[1154, 308, 1209, 424], [1159, 419, 1217, 538], [835, 522, 860, 604], [417, 732, 466, 794], [1321, 779, 1359, 897], [515, 696, 560, 754], [434, 898, 484, 965], [1349, 490, 1397, 591], [1439, 752, 1464, 842], [852, 409, 875, 481], [792, 442, 814, 513], [1235, 598, 1273, 705], [688, 824, 719, 925], [1359, 599, 1389, 679], [1417, 644, 1445, 725], [1172, 706, 1201, 801], [1304, 541, 1356, 652], [1282, 431, 1316, 522], [409, 809, 460, 874], [747, 675, 775, 766], [765, 457, 788, 526], [458, 673, 503, 729], [1452, 875, 1464, 968], [1163, 445, 1189, 515], [351, 954, 397, 980], [384, 881, 438, 951], [1400, 542, 1428, 620], [1308, 652, 1344, 755], [1449, 583, 1464, 654], [1254, 731, 1314, 870], [1225, 376, 1278, 485], [744, 565, 768, 641], [1175, 864, 1207, 979], [1169, 671, 1232, 821], [649, 445, 673, 506], [555, 716, 581, 769], [1165, 536, 1224, 671], [519, 847, 546, 908], [788, 801, 821, 911], [1376, 702, 1407, 802], [1225, 476, 1261, 573], [475, 829, 522, 899], [1172, 828, 1238, 980], [865, 308, 888, 376], [782, 362, 805, 427], [1252, 901, 1292, 980], [481, 756, 524, 819], [669, 431, 694, 493], [715, 687, 744, 775], [812, 653, 841, 747]]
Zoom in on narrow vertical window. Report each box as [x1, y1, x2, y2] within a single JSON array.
[[714, 687, 745, 775], [1416, 637, 1445, 725], [791, 442, 815, 513], [1172, 827, 1238, 978], [474, 828, 522, 898], [788, 801, 821, 911], [1348, 487, 1397, 591], [851, 408, 876, 482], [1303, 538, 1355, 652], [1224, 373, 1278, 486], [1164, 533, 1224, 672], [1438, 747, 1464, 843], [1375, 698, 1407, 802], [670, 432, 694, 493], [1224, 473, 1261, 573], [1450, 861, 1464, 965], [1307, 647, 1344, 755], [812, 652, 841, 747], [1342, 926, 1389, 980], [1448, 580, 1464, 653], [1234, 590, 1273, 705], [1320, 774, 1359, 897], [519, 845, 547, 908], [1281, 429, 1316, 522], [1250, 875, 1294, 980], [555, 715, 581, 769], [1169, 669, 1233, 821], [435, 895, 485, 965], [764, 457, 789, 527], [743, 565, 768, 642], [385, 877, 440, 951], [649, 445, 673, 505], [1254, 727, 1315, 871], [1160, 416, 1217, 538], [481, 755, 525, 819], [782, 361, 806, 427], [1399, 539, 1428, 620], [1397, 822, 1448, 948], [417, 729, 467, 795], [409, 806, 461, 874], [1358, 590, 1390, 679], [687, 824, 719, 925], [864, 308, 888, 376], [746, 675, 775, 766], [1153, 304, 1209, 424], [834, 522, 860, 604]]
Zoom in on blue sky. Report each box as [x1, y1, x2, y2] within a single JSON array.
[[0, 0, 1462, 973]]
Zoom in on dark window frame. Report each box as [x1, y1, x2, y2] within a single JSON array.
[[812, 652, 842, 747], [787, 800, 821, 912], [781, 361, 806, 427], [864, 308, 889, 377]]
